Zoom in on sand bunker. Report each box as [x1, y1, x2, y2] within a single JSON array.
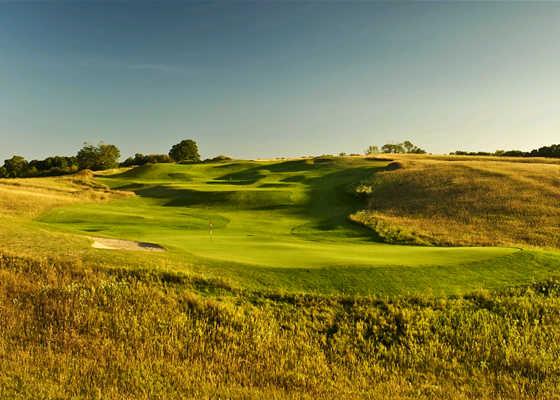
[[90, 237, 164, 252]]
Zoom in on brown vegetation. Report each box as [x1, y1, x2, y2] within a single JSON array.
[[1, 251, 559, 399], [352, 156, 560, 248], [0, 170, 131, 218]]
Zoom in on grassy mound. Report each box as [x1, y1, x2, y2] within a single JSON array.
[[23, 158, 553, 296], [0, 172, 127, 218], [352, 156, 560, 249]]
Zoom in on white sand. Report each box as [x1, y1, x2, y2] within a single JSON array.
[[90, 237, 164, 252]]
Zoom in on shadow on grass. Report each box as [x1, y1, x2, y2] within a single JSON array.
[[216, 159, 317, 185], [287, 165, 388, 240], [122, 159, 388, 240], [136, 185, 294, 209]]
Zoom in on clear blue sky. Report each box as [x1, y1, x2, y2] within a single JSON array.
[[1, 2, 559, 161]]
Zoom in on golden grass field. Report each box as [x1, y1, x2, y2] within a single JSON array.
[[2, 251, 560, 399], [352, 155, 560, 249], [0, 170, 130, 218]]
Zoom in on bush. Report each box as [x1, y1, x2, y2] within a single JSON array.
[[121, 153, 172, 167], [203, 155, 232, 163]]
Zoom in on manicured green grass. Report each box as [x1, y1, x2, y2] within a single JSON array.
[[32, 158, 559, 295]]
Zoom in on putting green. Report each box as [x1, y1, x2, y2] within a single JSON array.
[[37, 159, 516, 270]]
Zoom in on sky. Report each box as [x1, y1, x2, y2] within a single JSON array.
[[1, 1, 559, 161]]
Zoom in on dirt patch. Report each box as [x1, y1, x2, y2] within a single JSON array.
[[90, 237, 165, 252]]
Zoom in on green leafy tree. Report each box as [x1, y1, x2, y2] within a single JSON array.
[[77, 143, 121, 171], [3, 155, 29, 177], [381, 141, 426, 154], [408, 146, 427, 154], [531, 144, 560, 158], [121, 153, 172, 167], [402, 141, 415, 153], [169, 139, 200, 162], [381, 143, 405, 154]]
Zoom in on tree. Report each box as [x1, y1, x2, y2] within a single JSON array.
[[408, 146, 427, 154], [402, 141, 415, 153], [502, 150, 525, 157], [77, 142, 121, 170], [3, 155, 28, 178], [169, 139, 200, 162], [381, 141, 426, 154], [365, 145, 379, 155], [21, 156, 78, 177], [381, 143, 405, 154], [530, 144, 560, 158], [120, 153, 172, 167]]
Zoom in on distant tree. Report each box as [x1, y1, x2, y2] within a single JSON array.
[[121, 157, 135, 167], [451, 150, 491, 156], [408, 146, 427, 154], [145, 154, 172, 164], [202, 155, 232, 163], [169, 139, 200, 162], [77, 142, 121, 170], [378, 141, 427, 154], [453, 145, 560, 158], [381, 143, 405, 154], [365, 145, 380, 155], [97, 144, 120, 169], [121, 153, 172, 167], [402, 141, 426, 154], [77, 143, 100, 170], [402, 141, 415, 153], [530, 144, 560, 158], [3, 155, 28, 178], [28, 156, 78, 175], [502, 150, 526, 157]]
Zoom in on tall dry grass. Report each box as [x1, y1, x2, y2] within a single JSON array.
[[353, 157, 560, 248], [1, 252, 559, 399], [0, 170, 131, 218]]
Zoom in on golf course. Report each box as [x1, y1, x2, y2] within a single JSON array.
[[1, 154, 559, 399], [19, 156, 555, 296], [3, 3, 560, 398]]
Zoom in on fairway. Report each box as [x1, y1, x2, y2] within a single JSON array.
[[28, 157, 554, 295]]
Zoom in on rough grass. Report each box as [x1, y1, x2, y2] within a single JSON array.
[[0, 170, 130, 218], [353, 156, 560, 249], [1, 252, 559, 399]]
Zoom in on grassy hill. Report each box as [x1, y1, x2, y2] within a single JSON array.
[[19, 157, 555, 296], [352, 155, 560, 249], [0, 156, 559, 398]]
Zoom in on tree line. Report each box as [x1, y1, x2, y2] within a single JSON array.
[[365, 140, 427, 155], [451, 144, 560, 158], [0, 139, 202, 178], [2, 138, 558, 179]]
